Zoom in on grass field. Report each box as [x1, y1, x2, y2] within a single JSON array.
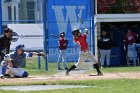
[[0, 57, 140, 93]]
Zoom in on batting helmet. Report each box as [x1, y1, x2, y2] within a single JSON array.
[[4, 28, 13, 33], [72, 28, 80, 37]]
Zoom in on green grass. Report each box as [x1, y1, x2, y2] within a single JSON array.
[[25, 57, 140, 75], [0, 79, 140, 93], [23, 58, 74, 75], [0, 58, 140, 93], [91, 66, 140, 73]]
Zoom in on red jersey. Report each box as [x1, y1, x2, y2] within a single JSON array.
[[124, 32, 136, 45], [74, 34, 88, 51], [58, 37, 68, 50]]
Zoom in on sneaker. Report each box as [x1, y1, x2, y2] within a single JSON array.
[[98, 72, 103, 76], [65, 69, 69, 76], [4, 74, 11, 78]]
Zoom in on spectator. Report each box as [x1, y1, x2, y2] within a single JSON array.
[[98, 31, 112, 67], [123, 29, 137, 52]]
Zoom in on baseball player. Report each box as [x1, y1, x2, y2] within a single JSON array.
[[66, 28, 103, 76], [0, 28, 13, 62], [57, 32, 68, 70], [0, 44, 45, 79]]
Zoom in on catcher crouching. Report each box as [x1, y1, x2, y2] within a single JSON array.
[[0, 44, 46, 79]]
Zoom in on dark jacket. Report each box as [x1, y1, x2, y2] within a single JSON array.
[[97, 36, 112, 50], [0, 35, 12, 60]]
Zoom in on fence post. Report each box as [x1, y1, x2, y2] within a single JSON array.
[[0, 0, 2, 35], [38, 50, 41, 70], [43, 0, 48, 71], [90, 0, 95, 54]]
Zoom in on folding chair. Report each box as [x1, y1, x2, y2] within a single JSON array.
[[127, 50, 139, 66]]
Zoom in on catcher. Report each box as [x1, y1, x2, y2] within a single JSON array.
[[0, 44, 46, 79], [66, 28, 103, 76]]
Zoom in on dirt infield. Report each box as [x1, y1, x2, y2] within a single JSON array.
[[0, 70, 140, 85]]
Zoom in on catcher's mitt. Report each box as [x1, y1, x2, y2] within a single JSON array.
[[38, 52, 46, 56]]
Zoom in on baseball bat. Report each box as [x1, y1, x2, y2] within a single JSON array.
[[51, 34, 59, 38], [78, 14, 86, 28], [51, 34, 70, 45]]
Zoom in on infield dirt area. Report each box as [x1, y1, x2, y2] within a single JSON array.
[[0, 70, 140, 84]]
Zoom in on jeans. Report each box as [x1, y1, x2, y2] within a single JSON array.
[[99, 49, 111, 66]]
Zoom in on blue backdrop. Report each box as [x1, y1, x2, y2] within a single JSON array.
[[47, 0, 92, 62]]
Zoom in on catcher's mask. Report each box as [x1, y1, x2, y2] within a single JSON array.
[[4, 28, 13, 33], [16, 44, 25, 52], [72, 29, 80, 37]]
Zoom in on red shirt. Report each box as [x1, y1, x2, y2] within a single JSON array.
[[58, 37, 68, 50], [124, 32, 137, 45], [74, 34, 88, 51]]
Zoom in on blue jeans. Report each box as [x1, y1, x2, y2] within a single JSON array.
[[99, 49, 111, 66]]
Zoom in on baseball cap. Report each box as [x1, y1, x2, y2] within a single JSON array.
[[60, 32, 65, 36]]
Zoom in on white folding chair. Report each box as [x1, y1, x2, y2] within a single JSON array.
[[127, 51, 139, 66]]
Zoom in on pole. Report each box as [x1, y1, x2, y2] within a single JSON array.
[[0, 0, 2, 35], [95, 0, 97, 15], [43, 0, 48, 71], [38, 50, 41, 70], [36, 0, 40, 23], [91, 0, 95, 54]]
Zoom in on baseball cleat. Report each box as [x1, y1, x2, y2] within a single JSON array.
[[65, 70, 69, 76], [98, 72, 103, 76]]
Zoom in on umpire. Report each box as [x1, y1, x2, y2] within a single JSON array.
[[0, 28, 13, 62]]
